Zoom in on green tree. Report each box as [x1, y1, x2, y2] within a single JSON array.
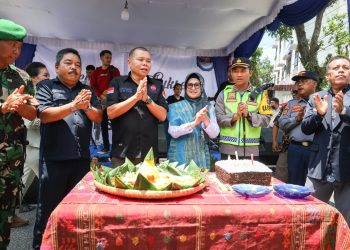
[[322, 13, 350, 57], [266, 1, 337, 88], [250, 48, 274, 86]]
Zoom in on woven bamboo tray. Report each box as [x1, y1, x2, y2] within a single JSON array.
[[94, 180, 206, 199]]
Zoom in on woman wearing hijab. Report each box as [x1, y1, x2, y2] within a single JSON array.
[[167, 73, 219, 168]]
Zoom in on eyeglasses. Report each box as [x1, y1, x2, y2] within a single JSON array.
[[187, 83, 201, 89]]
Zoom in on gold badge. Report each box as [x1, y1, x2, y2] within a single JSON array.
[[237, 58, 241, 63], [226, 92, 237, 102]]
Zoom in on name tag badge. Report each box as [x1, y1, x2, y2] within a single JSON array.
[[226, 92, 237, 102]]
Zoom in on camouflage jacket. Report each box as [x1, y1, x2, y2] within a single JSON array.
[[0, 65, 34, 165]]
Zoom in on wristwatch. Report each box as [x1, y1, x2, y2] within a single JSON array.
[[145, 96, 153, 105]]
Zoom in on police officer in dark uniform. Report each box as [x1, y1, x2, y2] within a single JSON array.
[[107, 47, 168, 166], [33, 48, 102, 249], [278, 71, 319, 185], [0, 19, 37, 249]]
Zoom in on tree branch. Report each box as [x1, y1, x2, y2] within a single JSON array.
[[294, 24, 309, 66], [310, 7, 326, 54]]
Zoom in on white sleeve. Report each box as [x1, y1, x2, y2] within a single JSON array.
[[202, 118, 220, 139], [168, 123, 194, 139]]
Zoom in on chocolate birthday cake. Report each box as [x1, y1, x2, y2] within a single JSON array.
[[215, 160, 272, 186]]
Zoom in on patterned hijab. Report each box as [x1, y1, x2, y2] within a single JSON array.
[[184, 72, 208, 114]]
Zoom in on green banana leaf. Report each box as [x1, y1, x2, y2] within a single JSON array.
[[90, 158, 112, 184], [112, 161, 134, 176], [143, 148, 155, 166], [158, 160, 170, 171], [171, 178, 197, 190], [184, 160, 202, 177], [113, 175, 133, 189], [93, 147, 207, 191], [106, 160, 139, 189], [133, 172, 172, 191], [167, 163, 184, 176], [176, 163, 187, 172]]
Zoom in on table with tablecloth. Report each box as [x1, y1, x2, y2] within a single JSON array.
[[41, 172, 350, 250]]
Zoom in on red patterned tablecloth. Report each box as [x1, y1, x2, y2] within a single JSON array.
[[41, 172, 350, 250]]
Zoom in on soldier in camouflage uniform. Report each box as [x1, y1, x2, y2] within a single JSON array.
[[0, 19, 37, 249]]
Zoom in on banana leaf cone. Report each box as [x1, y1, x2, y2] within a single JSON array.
[[158, 160, 169, 171], [143, 148, 155, 166], [184, 160, 205, 177], [106, 161, 135, 189], [166, 163, 184, 176], [113, 159, 136, 175], [134, 172, 172, 191]]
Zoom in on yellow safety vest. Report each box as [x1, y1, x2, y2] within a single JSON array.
[[220, 85, 271, 146]]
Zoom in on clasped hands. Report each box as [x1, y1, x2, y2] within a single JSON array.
[[232, 102, 250, 122], [313, 91, 344, 116], [134, 77, 148, 102], [70, 89, 92, 111], [2, 85, 38, 113]]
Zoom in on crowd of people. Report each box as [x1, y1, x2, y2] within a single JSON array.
[[1, 18, 350, 249]]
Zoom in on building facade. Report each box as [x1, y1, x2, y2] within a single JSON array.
[[271, 0, 348, 103]]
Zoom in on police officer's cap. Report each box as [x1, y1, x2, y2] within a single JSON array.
[[292, 71, 320, 83], [230, 57, 251, 70], [0, 19, 27, 41]]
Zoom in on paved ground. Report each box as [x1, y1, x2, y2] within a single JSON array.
[[9, 206, 36, 250]]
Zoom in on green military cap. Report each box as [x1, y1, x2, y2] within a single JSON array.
[[0, 19, 27, 41]]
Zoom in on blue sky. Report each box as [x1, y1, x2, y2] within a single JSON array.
[[259, 33, 275, 62]]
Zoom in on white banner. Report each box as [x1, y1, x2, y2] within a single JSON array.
[[33, 45, 217, 98], [150, 54, 217, 98]]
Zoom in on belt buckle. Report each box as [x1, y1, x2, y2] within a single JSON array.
[[302, 141, 309, 147]]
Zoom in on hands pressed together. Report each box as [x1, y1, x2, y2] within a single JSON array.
[[1, 85, 37, 113], [134, 77, 148, 102], [232, 102, 250, 123], [70, 89, 92, 111]]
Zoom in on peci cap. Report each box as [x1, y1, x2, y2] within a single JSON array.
[[0, 19, 27, 41], [291, 70, 320, 83], [230, 57, 251, 69]]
